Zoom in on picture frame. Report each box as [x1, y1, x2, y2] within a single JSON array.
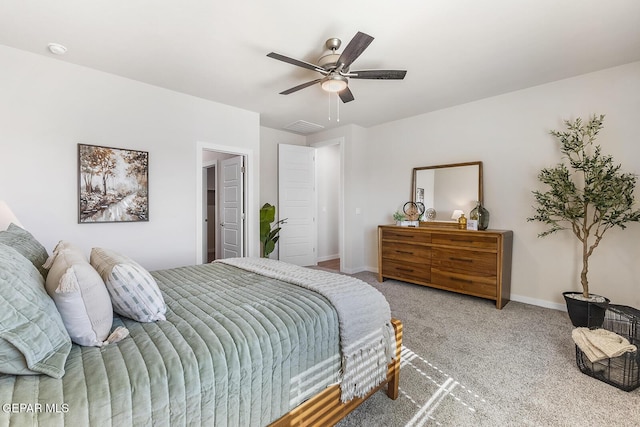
[[78, 143, 149, 223]]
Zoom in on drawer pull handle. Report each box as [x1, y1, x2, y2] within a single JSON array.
[[451, 257, 472, 262], [397, 267, 414, 272], [396, 250, 414, 255]]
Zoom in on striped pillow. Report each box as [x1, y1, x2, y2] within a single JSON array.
[[90, 247, 166, 322]]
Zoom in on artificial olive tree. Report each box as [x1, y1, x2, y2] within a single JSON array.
[[528, 114, 640, 298]]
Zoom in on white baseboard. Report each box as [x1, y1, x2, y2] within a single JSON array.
[[505, 294, 567, 312], [339, 265, 375, 275], [341, 265, 377, 275]]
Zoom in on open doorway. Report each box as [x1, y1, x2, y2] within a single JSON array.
[[277, 138, 343, 270], [311, 137, 344, 272], [203, 162, 216, 262], [196, 142, 251, 265]]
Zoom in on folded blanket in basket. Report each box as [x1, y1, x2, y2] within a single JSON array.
[[572, 327, 637, 363]]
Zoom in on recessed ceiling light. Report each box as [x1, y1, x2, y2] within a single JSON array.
[[47, 43, 67, 55]]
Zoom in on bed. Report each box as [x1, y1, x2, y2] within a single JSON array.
[[0, 225, 401, 426]]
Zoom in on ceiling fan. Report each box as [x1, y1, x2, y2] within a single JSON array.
[[267, 31, 407, 103]]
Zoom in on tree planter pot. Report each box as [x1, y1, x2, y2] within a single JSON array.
[[563, 291, 610, 328]]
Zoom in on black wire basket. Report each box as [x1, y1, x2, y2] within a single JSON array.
[[575, 305, 640, 391]]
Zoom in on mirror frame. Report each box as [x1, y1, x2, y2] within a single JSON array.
[[411, 161, 483, 226]]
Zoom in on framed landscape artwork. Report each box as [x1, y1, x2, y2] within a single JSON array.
[[78, 143, 149, 223]]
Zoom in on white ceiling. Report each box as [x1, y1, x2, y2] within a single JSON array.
[[1, 0, 639, 134]]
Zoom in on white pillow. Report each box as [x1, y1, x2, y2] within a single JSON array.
[[90, 247, 166, 322], [45, 241, 113, 347]]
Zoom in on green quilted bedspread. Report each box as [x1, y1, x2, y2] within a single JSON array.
[[0, 262, 341, 426]]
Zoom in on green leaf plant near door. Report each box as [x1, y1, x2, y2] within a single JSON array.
[[260, 203, 287, 258]]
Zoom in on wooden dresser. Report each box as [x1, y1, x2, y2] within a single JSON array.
[[378, 225, 513, 309]]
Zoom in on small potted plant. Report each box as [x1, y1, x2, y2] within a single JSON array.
[[260, 203, 287, 258], [528, 114, 640, 327], [393, 210, 406, 225]]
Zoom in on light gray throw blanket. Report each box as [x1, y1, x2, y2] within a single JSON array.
[[572, 327, 637, 362], [216, 257, 396, 402]]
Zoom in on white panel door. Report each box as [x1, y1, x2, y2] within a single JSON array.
[[221, 156, 243, 258], [278, 144, 316, 266]]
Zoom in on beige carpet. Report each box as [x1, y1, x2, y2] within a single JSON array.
[[334, 272, 640, 427]]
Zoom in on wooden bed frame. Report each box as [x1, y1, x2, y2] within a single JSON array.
[[270, 318, 403, 427]]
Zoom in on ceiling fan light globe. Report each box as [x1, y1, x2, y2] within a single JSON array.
[[321, 75, 348, 92]]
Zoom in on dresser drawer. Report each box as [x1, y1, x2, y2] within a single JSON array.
[[431, 233, 497, 250], [381, 228, 431, 244], [430, 269, 497, 298], [382, 259, 430, 283], [382, 242, 431, 262], [431, 248, 496, 276]]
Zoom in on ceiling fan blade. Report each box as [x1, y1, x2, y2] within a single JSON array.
[[279, 79, 322, 95], [348, 69, 407, 80], [267, 52, 325, 73], [337, 31, 374, 70], [339, 87, 355, 103]]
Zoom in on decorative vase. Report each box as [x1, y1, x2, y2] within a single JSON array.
[[563, 291, 609, 328], [457, 213, 467, 230], [470, 201, 490, 230]]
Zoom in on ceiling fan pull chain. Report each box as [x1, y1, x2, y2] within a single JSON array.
[[328, 92, 331, 121], [336, 93, 340, 122]]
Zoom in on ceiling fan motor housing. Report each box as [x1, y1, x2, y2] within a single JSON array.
[[319, 37, 343, 70], [318, 52, 341, 70]]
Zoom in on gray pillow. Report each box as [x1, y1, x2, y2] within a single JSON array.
[[0, 242, 71, 378], [0, 223, 49, 279]]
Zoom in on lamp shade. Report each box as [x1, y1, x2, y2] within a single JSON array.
[[451, 209, 464, 220], [0, 201, 23, 230], [321, 75, 348, 93]]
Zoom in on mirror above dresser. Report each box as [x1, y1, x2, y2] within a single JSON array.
[[411, 161, 483, 223]]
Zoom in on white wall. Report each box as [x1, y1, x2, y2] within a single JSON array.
[[0, 45, 260, 270], [316, 144, 340, 260], [362, 61, 640, 309]]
